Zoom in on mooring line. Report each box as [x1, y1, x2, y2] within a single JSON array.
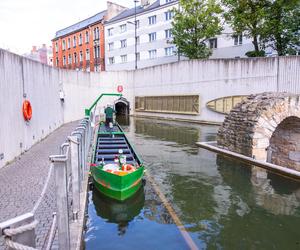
[[145, 172, 199, 250]]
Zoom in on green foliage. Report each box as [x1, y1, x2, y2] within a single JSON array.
[[245, 50, 266, 57], [261, 0, 300, 56], [171, 0, 223, 59], [222, 0, 269, 52]]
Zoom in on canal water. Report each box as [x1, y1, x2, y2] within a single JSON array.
[[84, 117, 300, 250]]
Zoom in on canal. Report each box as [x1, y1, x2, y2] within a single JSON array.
[[84, 117, 300, 249]]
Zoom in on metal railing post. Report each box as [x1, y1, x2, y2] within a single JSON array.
[[0, 213, 36, 249], [71, 132, 84, 185], [50, 156, 70, 250], [75, 127, 86, 170], [68, 136, 80, 221]]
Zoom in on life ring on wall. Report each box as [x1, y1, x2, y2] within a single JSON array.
[[122, 164, 136, 172], [22, 100, 32, 121]]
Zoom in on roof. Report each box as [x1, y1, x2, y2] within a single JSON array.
[[107, 0, 161, 24], [54, 10, 107, 39]]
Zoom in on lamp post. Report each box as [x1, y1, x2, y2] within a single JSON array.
[[127, 1, 139, 70], [134, 0, 138, 70]]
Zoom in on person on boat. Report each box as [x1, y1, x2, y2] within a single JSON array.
[[104, 105, 115, 126]]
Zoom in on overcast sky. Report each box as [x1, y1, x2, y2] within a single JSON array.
[[0, 0, 134, 54]]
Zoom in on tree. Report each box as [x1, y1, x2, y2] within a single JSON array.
[[171, 0, 223, 59], [261, 0, 300, 56], [222, 0, 269, 54]]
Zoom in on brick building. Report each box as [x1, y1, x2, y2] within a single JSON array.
[[52, 2, 126, 72]]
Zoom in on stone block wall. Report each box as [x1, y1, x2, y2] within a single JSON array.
[[218, 92, 300, 171]]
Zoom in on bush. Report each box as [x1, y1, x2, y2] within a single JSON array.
[[245, 50, 266, 57]]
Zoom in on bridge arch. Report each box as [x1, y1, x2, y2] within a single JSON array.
[[218, 92, 300, 171]]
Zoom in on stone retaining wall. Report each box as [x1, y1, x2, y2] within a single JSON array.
[[217, 92, 300, 171]]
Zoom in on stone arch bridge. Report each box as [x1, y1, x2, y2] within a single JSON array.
[[218, 92, 300, 171]]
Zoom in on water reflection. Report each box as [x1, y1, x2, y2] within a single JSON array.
[[116, 115, 130, 126], [217, 155, 300, 216], [134, 118, 200, 154], [92, 187, 145, 236]]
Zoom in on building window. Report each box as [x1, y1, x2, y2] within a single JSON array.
[[165, 47, 175, 56], [149, 49, 157, 59], [62, 40, 66, 50], [56, 58, 59, 66], [86, 49, 90, 60], [120, 24, 127, 33], [55, 42, 58, 52], [233, 35, 243, 45], [68, 54, 72, 64], [94, 46, 100, 58], [67, 38, 70, 49], [165, 29, 173, 39], [166, 0, 173, 2], [148, 15, 156, 25], [136, 36, 140, 45], [121, 55, 127, 63], [79, 34, 82, 45], [136, 52, 140, 61], [85, 31, 89, 43], [63, 56, 66, 66], [80, 51, 83, 62], [209, 38, 218, 49], [74, 52, 77, 64], [94, 27, 100, 40], [165, 11, 174, 21], [108, 28, 113, 36], [109, 57, 115, 64], [108, 42, 114, 51], [73, 36, 76, 47], [149, 32, 157, 42], [120, 39, 127, 48]]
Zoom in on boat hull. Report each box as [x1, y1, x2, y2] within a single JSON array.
[[92, 166, 144, 201]]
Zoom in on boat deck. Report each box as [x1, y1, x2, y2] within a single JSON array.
[[94, 124, 137, 166]]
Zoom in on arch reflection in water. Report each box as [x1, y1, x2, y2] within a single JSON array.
[[92, 186, 145, 235], [217, 155, 300, 216]]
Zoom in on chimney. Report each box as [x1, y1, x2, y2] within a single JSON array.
[[106, 1, 127, 21], [141, 0, 149, 7]]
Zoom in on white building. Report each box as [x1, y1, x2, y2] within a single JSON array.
[[104, 0, 275, 71], [105, 0, 179, 71]]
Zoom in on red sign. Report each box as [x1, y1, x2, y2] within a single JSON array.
[[117, 85, 123, 93]]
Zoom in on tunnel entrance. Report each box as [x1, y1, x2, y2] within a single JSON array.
[[115, 97, 130, 116], [269, 116, 300, 171]]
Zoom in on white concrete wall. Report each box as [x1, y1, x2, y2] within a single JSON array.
[[1, 48, 299, 169], [61, 56, 300, 125], [0, 49, 64, 168]]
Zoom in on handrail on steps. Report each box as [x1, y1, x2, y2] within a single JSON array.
[[85, 93, 122, 116]]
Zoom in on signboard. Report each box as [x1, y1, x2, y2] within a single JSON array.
[[117, 85, 123, 93]]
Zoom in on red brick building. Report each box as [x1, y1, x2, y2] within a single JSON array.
[[52, 2, 126, 72]]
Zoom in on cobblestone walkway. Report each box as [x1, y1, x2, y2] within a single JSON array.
[[0, 121, 77, 249]]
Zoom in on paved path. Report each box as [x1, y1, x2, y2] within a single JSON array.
[[0, 121, 77, 249]]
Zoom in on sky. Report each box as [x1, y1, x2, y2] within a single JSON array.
[[0, 0, 134, 54]]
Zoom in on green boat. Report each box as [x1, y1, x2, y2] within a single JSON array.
[[86, 93, 145, 201], [91, 123, 145, 201]]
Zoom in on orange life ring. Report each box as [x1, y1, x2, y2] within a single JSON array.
[[22, 100, 32, 121], [122, 164, 136, 172]]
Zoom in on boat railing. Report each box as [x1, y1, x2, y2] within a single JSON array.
[[0, 113, 96, 250]]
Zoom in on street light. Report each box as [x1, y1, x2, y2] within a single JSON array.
[[128, 0, 139, 70]]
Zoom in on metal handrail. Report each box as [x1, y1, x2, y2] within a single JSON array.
[[85, 93, 122, 116]]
